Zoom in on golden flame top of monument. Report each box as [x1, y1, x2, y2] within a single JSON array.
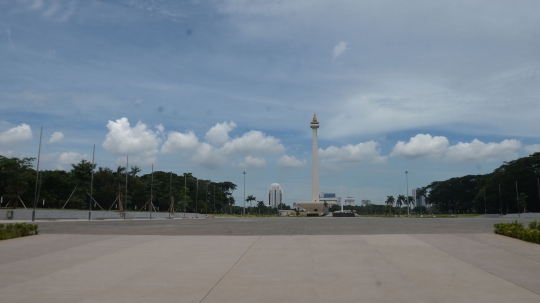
[[312, 113, 318, 123]]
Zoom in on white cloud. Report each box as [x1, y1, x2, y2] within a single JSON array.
[[102, 118, 161, 163], [390, 134, 449, 159], [276, 155, 307, 169], [192, 143, 227, 170], [221, 130, 285, 155], [237, 156, 266, 169], [48, 132, 64, 143], [332, 41, 350, 59], [524, 144, 540, 155], [445, 139, 522, 162], [58, 152, 89, 166], [161, 131, 199, 153], [0, 123, 33, 145], [319, 141, 386, 164], [205, 121, 237, 146]]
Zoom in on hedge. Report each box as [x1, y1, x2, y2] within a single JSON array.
[[0, 223, 39, 240], [494, 220, 540, 244]]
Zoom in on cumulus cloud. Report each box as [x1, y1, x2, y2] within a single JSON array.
[[276, 155, 307, 169], [205, 121, 237, 146], [319, 141, 386, 164], [445, 139, 522, 162], [102, 118, 161, 164], [524, 144, 540, 155], [48, 132, 64, 143], [237, 156, 266, 169], [221, 130, 285, 155], [192, 143, 227, 170], [390, 134, 449, 159], [58, 152, 89, 166], [161, 131, 199, 153], [0, 123, 33, 145], [333, 41, 350, 59]]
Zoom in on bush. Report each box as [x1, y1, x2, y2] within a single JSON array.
[[494, 220, 540, 245], [0, 223, 39, 240]]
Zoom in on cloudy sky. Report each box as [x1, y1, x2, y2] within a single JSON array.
[[2, 0, 540, 206]]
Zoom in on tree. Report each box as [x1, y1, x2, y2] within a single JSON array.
[[385, 195, 395, 215], [396, 195, 405, 215], [0, 156, 35, 208], [256, 200, 265, 214], [519, 193, 529, 213], [246, 195, 256, 214]]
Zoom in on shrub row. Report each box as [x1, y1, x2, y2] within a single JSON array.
[[494, 220, 540, 244], [0, 223, 39, 240]]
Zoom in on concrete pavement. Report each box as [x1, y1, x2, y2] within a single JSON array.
[[1, 231, 540, 302]]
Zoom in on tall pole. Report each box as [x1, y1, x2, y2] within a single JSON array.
[[169, 171, 172, 217], [243, 171, 246, 215], [405, 171, 409, 215], [213, 184, 216, 214], [484, 186, 487, 217], [537, 178, 540, 213], [89, 144, 95, 220], [499, 184, 503, 216], [183, 173, 187, 219], [340, 173, 343, 213], [32, 126, 43, 222], [150, 164, 153, 219], [310, 114, 319, 202], [124, 156, 128, 220], [515, 181, 520, 218], [195, 178, 198, 218], [205, 182, 209, 215]]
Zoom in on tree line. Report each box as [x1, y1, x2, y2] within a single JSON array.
[[384, 152, 540, 215], [0, 155, 240, 214]]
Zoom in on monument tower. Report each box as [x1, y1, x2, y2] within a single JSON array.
[[310, 113, 319, 202]]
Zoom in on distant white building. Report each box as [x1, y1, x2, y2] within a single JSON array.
[[268, 183, 283, 208], [412, 188, 426, 207], [344, 197, 355, 206], [320, 192, 339, 205], [361, 200, 372, 206]]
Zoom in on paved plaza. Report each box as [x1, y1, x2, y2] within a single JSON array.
[[1, 217, 540, 302]]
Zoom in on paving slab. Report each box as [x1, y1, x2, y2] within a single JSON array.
[[1, 232, 540, 303]]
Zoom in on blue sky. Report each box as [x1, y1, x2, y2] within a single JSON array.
[[1, 0, 540, 206]]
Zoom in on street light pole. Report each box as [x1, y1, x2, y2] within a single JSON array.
[[484, 186, 487, 217], [89, 144, 95, 221], [243, 171, 246, 215], [183, 173, 187, 219], [195, 178, 198, 218], [405, 171, 409, 215], [499, 184, 503, 216], [124, 156, 128, 220], [32, 126, 43, 222]]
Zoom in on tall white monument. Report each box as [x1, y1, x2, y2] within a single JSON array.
[[310, 113, 319, 202]]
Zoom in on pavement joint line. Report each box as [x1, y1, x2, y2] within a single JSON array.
[[365, 234, 441, 303], [308, 235, 321, 303], [198, 235, 261, 303], [410, 233, 540, 296], [453, 233, 540, 265]]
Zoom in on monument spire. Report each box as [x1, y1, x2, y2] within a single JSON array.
[[310, 113, 320, 202]]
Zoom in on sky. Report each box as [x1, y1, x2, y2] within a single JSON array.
[[1, 0, 540, 206]]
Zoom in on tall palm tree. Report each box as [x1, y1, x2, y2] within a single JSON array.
[[385, 195, 395, 215], [246, 195, 256, 213], [396, 195, 405, 215]]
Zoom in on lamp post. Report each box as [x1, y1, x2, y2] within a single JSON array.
[[205, 181, 209, 216], [32, 126, 43, 222], [243, 171, 246, 215], [195, 178, 198, 218], [89, 144, 95, 221], [183, 173, 187, 219], [124, 156, 128, 220], [499, 184, 503, 216], [405, 171, 409, 215]]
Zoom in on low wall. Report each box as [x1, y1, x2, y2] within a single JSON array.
[[502, 213, 540, 218], [0, 209, 203, 220]]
